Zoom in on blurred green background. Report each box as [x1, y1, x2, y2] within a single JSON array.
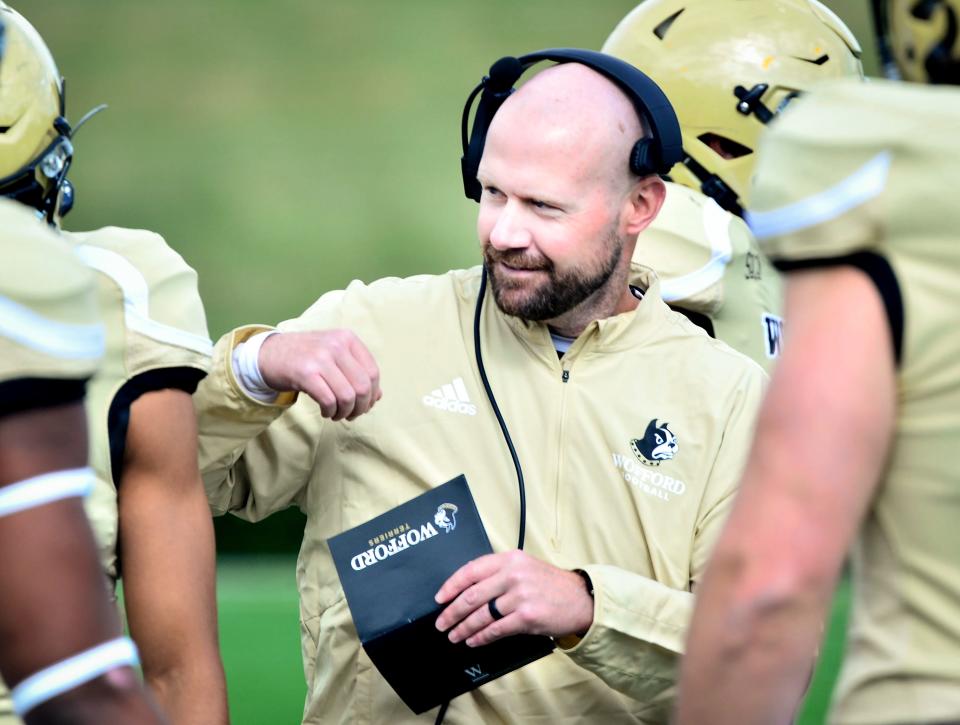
[[22, 0, 874, 721]]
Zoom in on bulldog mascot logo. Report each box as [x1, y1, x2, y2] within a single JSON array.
[[631, 420, 678, 466]]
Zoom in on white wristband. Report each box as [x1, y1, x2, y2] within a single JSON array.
[[12, 637, 140, 716], [232, 330, 281, 403], [0, 468, 94, 519]]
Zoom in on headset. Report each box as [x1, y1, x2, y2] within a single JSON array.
[[460, 48, 684, 202], [439, 49, 681, 725]]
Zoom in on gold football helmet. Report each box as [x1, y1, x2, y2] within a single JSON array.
[[874, 0, 960, 83], [0, 3, 75, 223], [602, 0, 863, 215]]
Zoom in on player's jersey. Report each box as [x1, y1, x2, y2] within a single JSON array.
[[0, 222, 212, 725], [65, 226, 214, 583], [637, 182, 783, 372], [747, 78, 960, 725], [0, 200, 103, 725], [0, 198, 103, 402]]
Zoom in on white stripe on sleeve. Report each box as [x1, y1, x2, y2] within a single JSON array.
[[0, 294, 104, 361], [74, 245, 213, 356], [0, 468, 95, 519], [11, 638, 140, 715], [747, 151, 891, 241]]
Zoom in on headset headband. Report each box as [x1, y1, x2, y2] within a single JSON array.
[[459, 47, 684, 202]]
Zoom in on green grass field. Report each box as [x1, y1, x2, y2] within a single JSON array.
[[216, 555, 851, 724], [217, 557, 305, 724]]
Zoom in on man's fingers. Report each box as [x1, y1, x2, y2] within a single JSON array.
[[336, 351, 376, 419], [258, 331, 382, 422], [301, 377, 338, 418], [349, 337, 381, 394], [446, 594, 513, 644], [436, 577, 499, 632], [318, 364, 357, 421], [464, 612, 523, 648], [435, 554, 501, 605]]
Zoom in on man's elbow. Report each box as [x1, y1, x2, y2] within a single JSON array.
[[144, 656, 228, 723], [703, 543, 837, 659]]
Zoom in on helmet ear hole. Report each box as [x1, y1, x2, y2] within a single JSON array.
[[697, 133, 752, 161]]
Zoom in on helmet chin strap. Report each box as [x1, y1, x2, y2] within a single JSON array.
[[680, 154, 743, 217]]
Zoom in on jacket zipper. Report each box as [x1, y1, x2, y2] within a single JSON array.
[[554, 360, 573, 546]]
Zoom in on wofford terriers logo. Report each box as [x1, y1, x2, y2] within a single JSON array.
[[612, 419, 686, 502], [433, 503, 458, 533], [350, 504, 458, 572], [630, 420, 678, 466], [613, 452, 687, 502]]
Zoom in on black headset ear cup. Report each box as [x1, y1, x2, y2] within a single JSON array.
[[460, 56, 525, 202], [462, 160, 483, 202], [630, 139, 660, 177]]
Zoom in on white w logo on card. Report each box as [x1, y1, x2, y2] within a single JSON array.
[[464, 664, 487, 682]]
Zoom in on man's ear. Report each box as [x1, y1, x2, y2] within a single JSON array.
[[623, 176, 666, 237]]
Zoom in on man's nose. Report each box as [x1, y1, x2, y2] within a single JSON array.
[[488, 201, 532, 251]]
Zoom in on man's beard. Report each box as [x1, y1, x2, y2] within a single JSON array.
[[484, 230, 624, 322]]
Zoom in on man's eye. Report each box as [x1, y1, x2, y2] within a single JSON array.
[[484, 186, 503, 197], [532, 200, 556, 211]]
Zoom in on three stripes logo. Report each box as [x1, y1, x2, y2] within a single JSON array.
[[422, 377, 477, 416]]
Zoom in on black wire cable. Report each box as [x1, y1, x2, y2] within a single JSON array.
[[434, 700, 450, 725], [435, 266, 529, 725], [472, 265, 527, 550]]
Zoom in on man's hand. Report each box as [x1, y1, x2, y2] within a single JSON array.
[[259, 330, 381, 420], [434, 550, 593, 647]]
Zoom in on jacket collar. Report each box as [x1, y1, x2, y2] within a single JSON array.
[[484, 262, 671, 362]]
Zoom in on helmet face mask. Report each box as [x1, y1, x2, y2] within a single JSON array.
[[0, 3, 75, 224], [0, 134, 73, 220], [602, 0, 864, 215], [875, 0, 960, 84]]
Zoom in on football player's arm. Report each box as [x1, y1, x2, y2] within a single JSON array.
[[675, 267, 896, 725], [119, 387, 227, 724], [0, 399, 164, 724]]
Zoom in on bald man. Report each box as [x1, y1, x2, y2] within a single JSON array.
[[196, 59, 765, 724]]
